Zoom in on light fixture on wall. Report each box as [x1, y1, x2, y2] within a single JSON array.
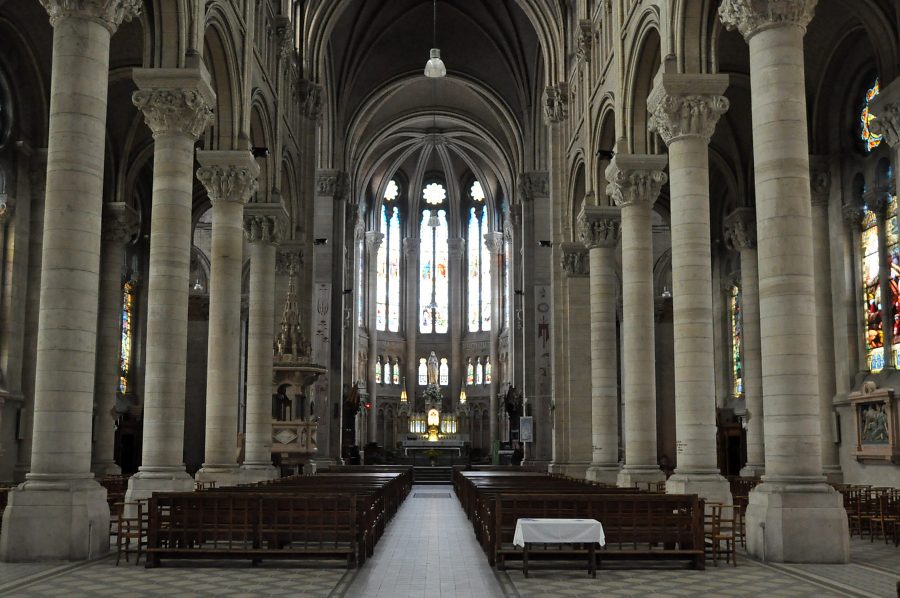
[[660, 286, 672, 298], [424, 0, 446, 78], [192, 278, 203, 293], [459, 390, 467, 405]]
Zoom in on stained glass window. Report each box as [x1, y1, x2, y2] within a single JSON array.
[[357, 238, 364, 326], [418, 358, 427, 385], [862, 204, 884, 371], [420, 182, 449, 333], [375, 358, 383, 384], [466, 359, 475, 385], [376, 181, 402, 332], [889, 195, 900, 368], [119, 280, 135, 394], [392, 361, 400, 385], [439, 358, 449, 386], [504, 233, 511, 330], [485, 358, 492, 384], [475, 359, 484, 385], [467, 183, 491, 332], [730, 285, 743, 397], [861, 79, 883, 153]]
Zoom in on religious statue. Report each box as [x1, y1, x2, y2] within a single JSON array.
[[427, 351, 439, 386]]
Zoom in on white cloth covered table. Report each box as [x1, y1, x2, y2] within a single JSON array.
[[513, 518, 605, 547]]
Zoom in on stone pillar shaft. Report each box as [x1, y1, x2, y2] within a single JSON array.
[[365, 232, 383, 443], [91, 203, 139, 476], [485, 232, 504, 445], [196, 151, 258, 482]]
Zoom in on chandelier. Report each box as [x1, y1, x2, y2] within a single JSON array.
[[424, 0, 446, 78]]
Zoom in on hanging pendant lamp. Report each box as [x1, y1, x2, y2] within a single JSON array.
[[424, 0, 446, 78]]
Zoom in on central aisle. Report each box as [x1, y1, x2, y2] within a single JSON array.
[[344, 484, 506, 598]]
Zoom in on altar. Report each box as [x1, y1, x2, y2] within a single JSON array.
[[397, 351, 468, 454]]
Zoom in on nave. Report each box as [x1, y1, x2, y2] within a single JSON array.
[[0, 483, 896, 597]]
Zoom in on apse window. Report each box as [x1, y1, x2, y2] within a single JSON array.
[[467, 180, 492, 332], [420, 182, 449, 333], [860, 79, 883, 152], [376, 179, 401, 332]]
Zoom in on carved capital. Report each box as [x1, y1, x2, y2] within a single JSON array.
[[809, 157, 831, 207], [719, 0, 818, 40], [560, 243, 590, 278], [543, 84, 569, 124], [40, 0, 141, 32], [842, 201, 863, 227], [0, 199, 12, 226], [576, 20, 593, 63], [578, 205, 621, 249], [365, 231, 384, 254], [297, 80, 323, 121], [648, 82, 729, 146], [605, 154, 668, 209], [403, 237, 420, 255], [871, 81, 900, 148], [723, 207, 757, 251], [316, 171, 348, 199], [484, 232, 504, 255], [132, 68, 216, 140], [101, 202, 139, 246], [244, 202, 289, 245], [276, 242, 304, 275], [448, 237, 465, 258], [517, 172, 549, 202], [196, 150, 260, 206]]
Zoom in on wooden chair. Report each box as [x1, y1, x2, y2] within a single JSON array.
[[116, 499, 148, 566], [866, 491, 899, 544], [706, 504, 737, 567]]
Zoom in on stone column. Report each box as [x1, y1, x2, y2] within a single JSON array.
[[809, 158, 842, 483], [125, 68, 215, 506], [195, 151, 259, 486], [91, 203, 139, 476], [485, 232, 504, 445], [448, 238, 464, 410], [841, 203, 864, 376], [579, 206, 621, 484], [605, 153, 667, 487], [648, 70, 732, 506], [724, 208, 765, 478], [0, 0, 141, 562], [403, 237, 420, 399], [365, 231, 383, 443], [720, 0, 849, 563], [240, 203, 288, 483]]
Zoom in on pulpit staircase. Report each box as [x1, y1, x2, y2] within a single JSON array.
[[413, 466, 453, 485]]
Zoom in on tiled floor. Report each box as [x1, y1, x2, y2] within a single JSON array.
[[0, 486, 897, 597]]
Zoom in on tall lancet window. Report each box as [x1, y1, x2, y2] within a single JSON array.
[[376, 180, 401, 332], [357, 237, 364, 326], [119, 279, 136, 394], [861, 203, 884, 372], [729, 284, 743, 397], [504, 232, 511, 330], [467, 181, 491, 332], [420, 182, 449, 333], [860, 79, 883, 152]]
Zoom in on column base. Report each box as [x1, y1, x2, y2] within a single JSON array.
[[239, 463, 278, 484], [822, 466, 843, 485], [585, 464, 621, 485], [13, 465, 29, 484], [666, 471, 732, 506], [740, 463, 765, 478], [196, 465, 243, 488], [549, 462, 590, 479], [125, 466, 195, 505], [616, 465, 666, 488], [0, 476, 109, 561], [745, 479, 849, 563], [523, 459, 550, 472], [91, 461, 121, 477]]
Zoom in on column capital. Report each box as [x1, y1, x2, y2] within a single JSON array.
[[0, 198, 12, 226], [871, 78, 900, 148], [723, 207, 757, 251], [403, 236, 420, 254], [648, 72, 729, 145], [560, 242, 590, 278], [196, 150, 259, 206], [543, 84, 569, 124], [809, 156, 831, 207], [244, 201, 289, 245], [576, 19, 593, 64], [842, 200, 864, 227], [315, 170, 348, 200], [275, 240, 304, 275], [577, 205, 621, 249], [483, 232, 504, 255], [132, 68, 215, 140], [365, 231, 384, 254], [863, 188, 891, 218], [101, 202, 139, 246], [719, 0, 818, 40], [517, 172, 550, 202], [448, 237, 465, 258], [297, 80, 324, 122], [40, 0, 141, 33], [605, 153, 668, 209]]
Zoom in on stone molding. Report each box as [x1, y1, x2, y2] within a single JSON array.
[[244, 202, 289, 245], [576, 19, 593, 63], [723, 207, 757, 251], [578, 205, 621, 249], [719, 0, 818, 40], [484, 232, 504, 255], [605, 154, 668, 209], [648, 73, 729, 145], [543, 84, 569, 124], [560, 243, 589, 278], [132, 68, 216, 140], [315, 171, 348, 199], [40, 0, 141, 32], [809, 156, 831, 207], [101, 202, 139, 246], [518, 172, 550, 201], [196, 150, 259, 206], [365, 231, 384, 254]]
